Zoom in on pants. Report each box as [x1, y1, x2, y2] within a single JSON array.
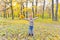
[[28, 26, 33, 34]]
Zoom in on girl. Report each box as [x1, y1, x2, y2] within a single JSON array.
[[25, 14, 38, 36], [28, 15, 34, 36]]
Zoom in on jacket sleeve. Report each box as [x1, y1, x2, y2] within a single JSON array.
[[33, 17, 38, 20], [24, 18, 29, 21]]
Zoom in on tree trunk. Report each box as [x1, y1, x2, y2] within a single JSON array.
[[11, 0, 14, 19], [4, 2, 6, 18], [55, 0, 58, 21], [22, 4, 25, 16], [32, 1, 34, 18], [49, 11, 51, 18], [52, 0, 54, 21], [26, 0, 28, 18], [8, 13, 9, 18], [42, 0, 45, 19], [35, 0, 38, 17], [20, 0, 23, 15], [48, 8, 51, 18]]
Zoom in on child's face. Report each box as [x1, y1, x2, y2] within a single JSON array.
[[29, 14, 32, 18]]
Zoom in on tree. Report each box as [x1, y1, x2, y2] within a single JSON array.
[[3, 0, 7, 18], [52, 0, 54, 20], [20, 0, 23, 15], [35, 0, 38, 17], [42, 0, 45, 19], [55, 0, 58, 21], [3, 0, 11, 18], [10, 0, 14, 19], [32, 0, 34, 18], [25, 0, 28, 18], [46, 2, 52, 18]]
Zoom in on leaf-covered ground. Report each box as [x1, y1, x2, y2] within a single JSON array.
[[0, 18, 60, 40]]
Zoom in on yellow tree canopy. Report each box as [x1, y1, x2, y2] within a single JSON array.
[[23, 7, 32, 13], [32, 6, 37, 8], [48, 0, 52, 2], [58, 4, 60, 16], [12, 2, 20, 16], [3, 0, 10, 2], [16, 0, 27, 3]]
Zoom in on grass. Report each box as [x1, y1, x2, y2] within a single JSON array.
[[0, 17, 60, 40]]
